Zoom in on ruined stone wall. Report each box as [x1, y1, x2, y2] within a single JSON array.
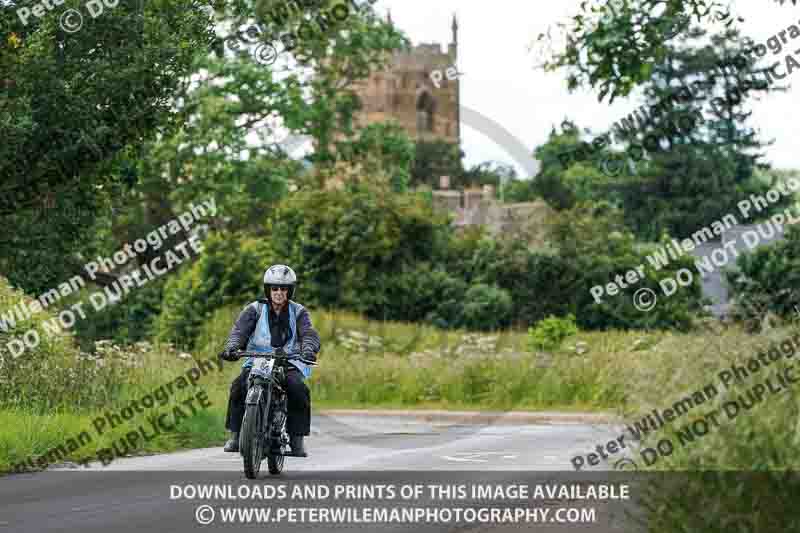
[[431, 189, 554, 246]]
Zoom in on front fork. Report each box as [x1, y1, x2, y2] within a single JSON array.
[[246, 375, 289, 453], [270, 393, 290, 452]]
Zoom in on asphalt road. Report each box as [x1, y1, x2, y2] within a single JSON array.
[[64, 412, 624, 471], [1, 413, 638, 533]]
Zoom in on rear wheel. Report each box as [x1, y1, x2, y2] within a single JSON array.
[[241, 385, 269, 479]]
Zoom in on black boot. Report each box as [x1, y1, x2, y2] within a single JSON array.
[[224, 432, 239, 452], [289, 435, 307, 457]]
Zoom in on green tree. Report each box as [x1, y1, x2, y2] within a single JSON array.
[[336, 121, 415, 192], [536, 0, 796, 102], [0, 0, 215, 293], [410, 140, 465, 189], [500, 178, 539, 203], [531, 121, 619, 210], [219, 0, 408, 172], [726, 224, 800, 323], [610, 24, 787, 238], [266, 183, 450, 314], [89, 0, 410, 282], [461, 161, 517, 190]]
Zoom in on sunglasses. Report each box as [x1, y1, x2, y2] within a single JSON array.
[[270, 286, 290, 292]]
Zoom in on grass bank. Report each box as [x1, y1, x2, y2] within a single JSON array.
[[1, 302, 628, 474], [4, 295, 800, 480]]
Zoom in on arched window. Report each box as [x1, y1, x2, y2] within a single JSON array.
[[416, 92, 435, 133]]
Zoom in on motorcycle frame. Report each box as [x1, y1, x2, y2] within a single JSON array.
[[244, 357, 290, 456]]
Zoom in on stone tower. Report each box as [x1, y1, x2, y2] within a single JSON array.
[[350, 13, 461, 145]]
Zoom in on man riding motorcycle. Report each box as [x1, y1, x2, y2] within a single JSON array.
[[219, 264, 321, 457]]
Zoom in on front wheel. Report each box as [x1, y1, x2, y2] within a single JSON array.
[[266, 397, 286, 475], [240, 401, 265, 479]]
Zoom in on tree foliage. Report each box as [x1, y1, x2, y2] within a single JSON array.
[[608, 24, 786, 238], [536, 0, 796, 102], [218, 0, 408, 168], [335, 121, 415, 192], [410, 140, 464, 189], [535, 24, 790, 240], [726, 224, 800, 322], [0, 0, 216, 293]]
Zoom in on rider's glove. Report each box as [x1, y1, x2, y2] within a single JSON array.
[[301, 350, 317, 363], [219, 348, 239, 362]]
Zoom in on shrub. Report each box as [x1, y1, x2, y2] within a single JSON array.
[[155, 232, 273, 348], [72, 277, 167, 350], [369, 264, 468, 328], [267, 184, 451, 312], [437, 233, 574, 327], [726, 224, 800, 323], [528, 314, 578, 351], [435, 203, 705, 331], [459, 284, 513, 331], [550, 202, 706, 330]]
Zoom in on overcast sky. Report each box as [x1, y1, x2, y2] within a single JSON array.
[[375, 0, 799, 177]]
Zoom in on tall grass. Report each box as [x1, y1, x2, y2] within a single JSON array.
[[0, 340, 234, 474], [598, 320, 800, 531], [1, 298, 630, 474], [199, 306, 627, 411], [8, 284, 800, 504]]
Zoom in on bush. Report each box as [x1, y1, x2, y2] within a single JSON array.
[[460, 284, 513, 331], [436, 232, 573, 327], [550, 202, 706, 330], [726, 224, 800, 323], [371, 264, 468, 328], [267, 184, 451, 312], [431, 203, 705, 331], [528, 314, 578, 351], [155, 232, 273, 348], [72, 277, 167, 350]]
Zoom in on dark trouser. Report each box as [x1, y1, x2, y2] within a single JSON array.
[[225, 366, 311, 436]]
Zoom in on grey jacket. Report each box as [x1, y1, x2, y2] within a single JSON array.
[[224, 299, 321, 356]]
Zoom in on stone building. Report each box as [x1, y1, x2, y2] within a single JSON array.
[[349, 13, 461, 145], [430, 177, 554, 246]]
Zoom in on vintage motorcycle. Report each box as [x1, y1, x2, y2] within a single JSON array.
[[231, 348, 317, 478]]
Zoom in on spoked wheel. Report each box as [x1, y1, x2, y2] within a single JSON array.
[[240, 403, 264, 479], [267, 450, 284, 475]]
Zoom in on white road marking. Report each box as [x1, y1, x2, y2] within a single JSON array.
[[442, 452, 518, 462]]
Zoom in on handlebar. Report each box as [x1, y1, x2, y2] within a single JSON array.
[[224, 349, 318, 366]]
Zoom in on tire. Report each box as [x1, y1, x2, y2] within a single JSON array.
[[267, 452, 284, 475], [241, 384, 269, 479]]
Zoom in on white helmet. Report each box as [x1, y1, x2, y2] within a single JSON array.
[[263, 264, 297, 300]]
